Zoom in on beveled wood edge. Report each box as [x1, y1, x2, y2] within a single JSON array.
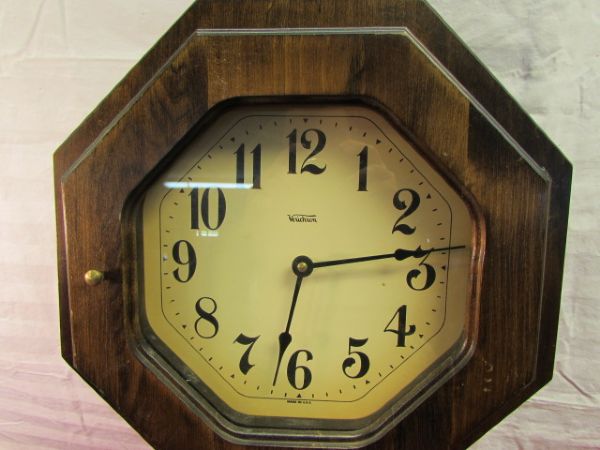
[[59, 26, 552, 186], [458, 137, 572, 450], [423, 5, 572, 406], [458, 368, 555, 449], [53, 2, 572, 180], [53, 0, 198, 365], [54, 160, 73, 363], [456, 170, 555, 449], [419, 6, 572, 414], [60, 33, 200, 183]]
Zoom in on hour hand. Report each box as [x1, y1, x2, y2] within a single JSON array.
[[273, 269, 305, 386]]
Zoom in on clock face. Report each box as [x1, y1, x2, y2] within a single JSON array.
[[137, 103, 480, 444]]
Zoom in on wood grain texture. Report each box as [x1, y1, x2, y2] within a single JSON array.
[[54, 1, 571, 449]]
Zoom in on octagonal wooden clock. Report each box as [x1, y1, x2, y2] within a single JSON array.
[[54, 1, 572, 449]]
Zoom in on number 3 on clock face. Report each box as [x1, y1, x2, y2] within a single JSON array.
[[137, 102, 482, 443]]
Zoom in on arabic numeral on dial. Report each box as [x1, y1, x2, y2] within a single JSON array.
[[172, 240, 196, 283], [342, 337, 370, 379], [407, 260, 436, 291], [287, 349, 313, 390], [287, 128, 327, 175], [384, 305, 416, 347], [392, 188, 420, 235], [357, 146, 368, 191], [194, 297, 219, 339], [234, 143, 261, 188], [189, 187, 226, 230], [189, 188, 199, 229], [234, 334, 260, 375]]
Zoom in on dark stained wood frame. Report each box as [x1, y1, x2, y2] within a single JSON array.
[[54, 2, 572, 449]]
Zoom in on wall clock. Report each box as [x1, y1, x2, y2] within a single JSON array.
[[54, 1, 571, 449]]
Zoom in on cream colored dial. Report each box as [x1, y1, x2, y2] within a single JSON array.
[[139, 103, 477, 431]]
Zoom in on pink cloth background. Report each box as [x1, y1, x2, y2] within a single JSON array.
[[0, 0, 597, 448]]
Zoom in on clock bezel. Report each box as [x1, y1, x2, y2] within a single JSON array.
[[122, 97, 486, 448]]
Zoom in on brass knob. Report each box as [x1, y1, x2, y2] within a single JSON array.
[[84, 270, 104, 286]]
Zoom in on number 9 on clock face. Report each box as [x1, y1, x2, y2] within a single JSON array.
[[136, 102, 482, 443]]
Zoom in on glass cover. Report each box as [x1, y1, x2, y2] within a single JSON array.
[[135, 102, 480, 446]]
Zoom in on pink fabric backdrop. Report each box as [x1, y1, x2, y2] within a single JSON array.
[[0, 1, 597, 448]]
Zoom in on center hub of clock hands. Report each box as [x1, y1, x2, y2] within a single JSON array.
[[291, 255, 314, 277], [272, 245, 466, 386]]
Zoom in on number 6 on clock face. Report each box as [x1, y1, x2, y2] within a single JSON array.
[[137, 102, 482, 445]]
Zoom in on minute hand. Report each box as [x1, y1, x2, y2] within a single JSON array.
[[312, 245, 466, 269]]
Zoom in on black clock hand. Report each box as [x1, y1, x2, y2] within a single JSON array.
[[271, 247, 463, 385], [272, 257, 312, 386], [312, 245, 466, 269]]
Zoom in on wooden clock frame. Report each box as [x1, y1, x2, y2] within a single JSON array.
[[54, 1, 572, 449]]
